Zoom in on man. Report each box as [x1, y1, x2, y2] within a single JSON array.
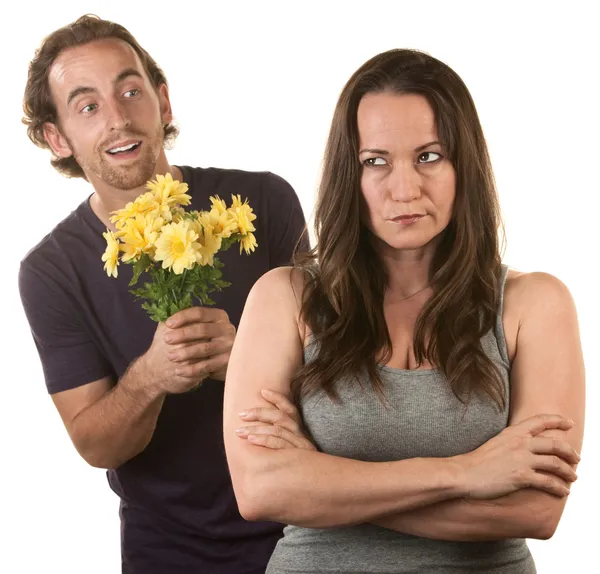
[[18, 14, 308, 574]]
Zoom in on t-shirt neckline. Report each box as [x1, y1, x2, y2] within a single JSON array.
[[79, 165, 189, 235]]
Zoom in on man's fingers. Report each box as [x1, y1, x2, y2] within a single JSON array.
[[167, 339, 232, 362], [164, 321, 235, 344], [174, 354, 228, 380], [166, 306, 230, 328]]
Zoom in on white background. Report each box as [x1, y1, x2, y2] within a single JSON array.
[[1, 1, 598, 572]]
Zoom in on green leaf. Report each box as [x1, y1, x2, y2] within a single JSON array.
[[220, 235, 238, 252], [129, 251, 241, 321], [129, 254, 152, 287]]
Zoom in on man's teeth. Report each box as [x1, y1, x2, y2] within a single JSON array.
[[108, 142, 138, 154]]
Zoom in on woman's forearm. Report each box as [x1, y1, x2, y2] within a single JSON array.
[[232, 447, 467, 528], [372, 489, 557, 541]]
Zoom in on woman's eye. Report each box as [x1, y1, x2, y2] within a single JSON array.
[[364, 157, 387, 167], [417, 151, 442, 164]]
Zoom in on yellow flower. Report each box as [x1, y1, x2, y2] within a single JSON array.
[[210, 195, 228, 215], [171, 206, 187, 224], [200, 225, 223, 266], [199, 208, 238, 239], [102, 231, 120, 278], [154, 220, 201, 274], [110, 192, 160, 229], [146, 173, 191, 208], [240, 232, 258, 255], [228, 196, 256, 235], [119, 213, 164, 262], [230, 194, 244, 209], [191, 219, 223, 266]]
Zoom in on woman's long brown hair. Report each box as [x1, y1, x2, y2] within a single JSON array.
[[293, 49, 506, 409]]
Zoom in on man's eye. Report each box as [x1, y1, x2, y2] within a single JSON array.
[[417, 152, 442, 164], [124, 89, 140, 98], [81, 103, 97, 114]]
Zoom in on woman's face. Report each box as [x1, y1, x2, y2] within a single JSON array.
[[358, 92, 456, 255]]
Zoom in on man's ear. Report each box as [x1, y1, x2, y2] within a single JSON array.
[[43, 122, 73, 158], [158, 83, 173, 126]]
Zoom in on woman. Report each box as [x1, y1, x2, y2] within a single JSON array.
[[223, 49, 585, 573]]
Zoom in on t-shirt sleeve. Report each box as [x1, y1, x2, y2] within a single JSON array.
[[263, 172, 310, 269], [19, 259, 113, 394]]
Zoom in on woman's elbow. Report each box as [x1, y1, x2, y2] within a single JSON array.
[[530, 517, 559, 540], [232, 472, 277, 522], [527, 504, 564, 540], [227, 454, 279, 522], [236, 487, 269, 522], [227, 445, 308, 523]]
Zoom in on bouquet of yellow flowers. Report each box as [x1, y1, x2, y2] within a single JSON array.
[[101, 173, 257, 322]]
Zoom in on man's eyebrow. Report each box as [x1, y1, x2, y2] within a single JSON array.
[[66, 69, 143, 107], [115, 68, 143, 84], [67, 86, 95, 107]]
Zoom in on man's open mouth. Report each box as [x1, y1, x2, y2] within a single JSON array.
[[106, 141, 141, 155]]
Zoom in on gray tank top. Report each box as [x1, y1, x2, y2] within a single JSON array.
[[266, 264, 536, 573]]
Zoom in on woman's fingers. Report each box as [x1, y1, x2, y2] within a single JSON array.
[[236, 424, 316, 450], [526, 471, 572, 498], [239, 407, 303, 435], [530, 436, 581, 465]]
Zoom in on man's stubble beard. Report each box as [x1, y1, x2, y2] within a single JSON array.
[[68, 122, 164, 191]]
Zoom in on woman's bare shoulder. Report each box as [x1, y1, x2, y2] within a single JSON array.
[[249, 266, 312, 336], [505, 268, 574, 311], [251, 266, 309, 301], [502, 267, 576, 362]]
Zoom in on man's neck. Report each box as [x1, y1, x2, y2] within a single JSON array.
[[89, 163, 182, 231]]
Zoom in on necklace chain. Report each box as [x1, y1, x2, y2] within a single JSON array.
[[386, 283, 431, 304]]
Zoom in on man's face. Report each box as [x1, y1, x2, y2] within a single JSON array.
[[46, 38, 172, 191]]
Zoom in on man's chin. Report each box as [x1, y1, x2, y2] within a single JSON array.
[[97, 162, 157, 192]]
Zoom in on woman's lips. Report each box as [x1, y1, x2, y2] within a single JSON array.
[[390, 214, 425, 225]]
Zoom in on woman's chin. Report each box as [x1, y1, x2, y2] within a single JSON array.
[[377, 234, 434, 252]]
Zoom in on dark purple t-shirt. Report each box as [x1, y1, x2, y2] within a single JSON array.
[[18, 166, 309, 573]]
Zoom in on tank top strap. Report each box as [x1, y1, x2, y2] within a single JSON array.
[[494, 264, 510, 366]]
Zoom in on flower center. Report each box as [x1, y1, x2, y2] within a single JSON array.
[[172, 239, 186, 257]]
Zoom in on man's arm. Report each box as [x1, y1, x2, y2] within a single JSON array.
[[52, 306, 236, 469], [21, 251, 235, 469], [19, 259, 164, 469], [52, 370, 164, 469]]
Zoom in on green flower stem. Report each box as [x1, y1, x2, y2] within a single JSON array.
[[129, 257, 231, 322]]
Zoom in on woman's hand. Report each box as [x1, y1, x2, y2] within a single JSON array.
[[236, 389, 316, 451], [456, 413, 580, 500]]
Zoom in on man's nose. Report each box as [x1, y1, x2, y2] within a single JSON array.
[[107, 99, 131, 131]]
